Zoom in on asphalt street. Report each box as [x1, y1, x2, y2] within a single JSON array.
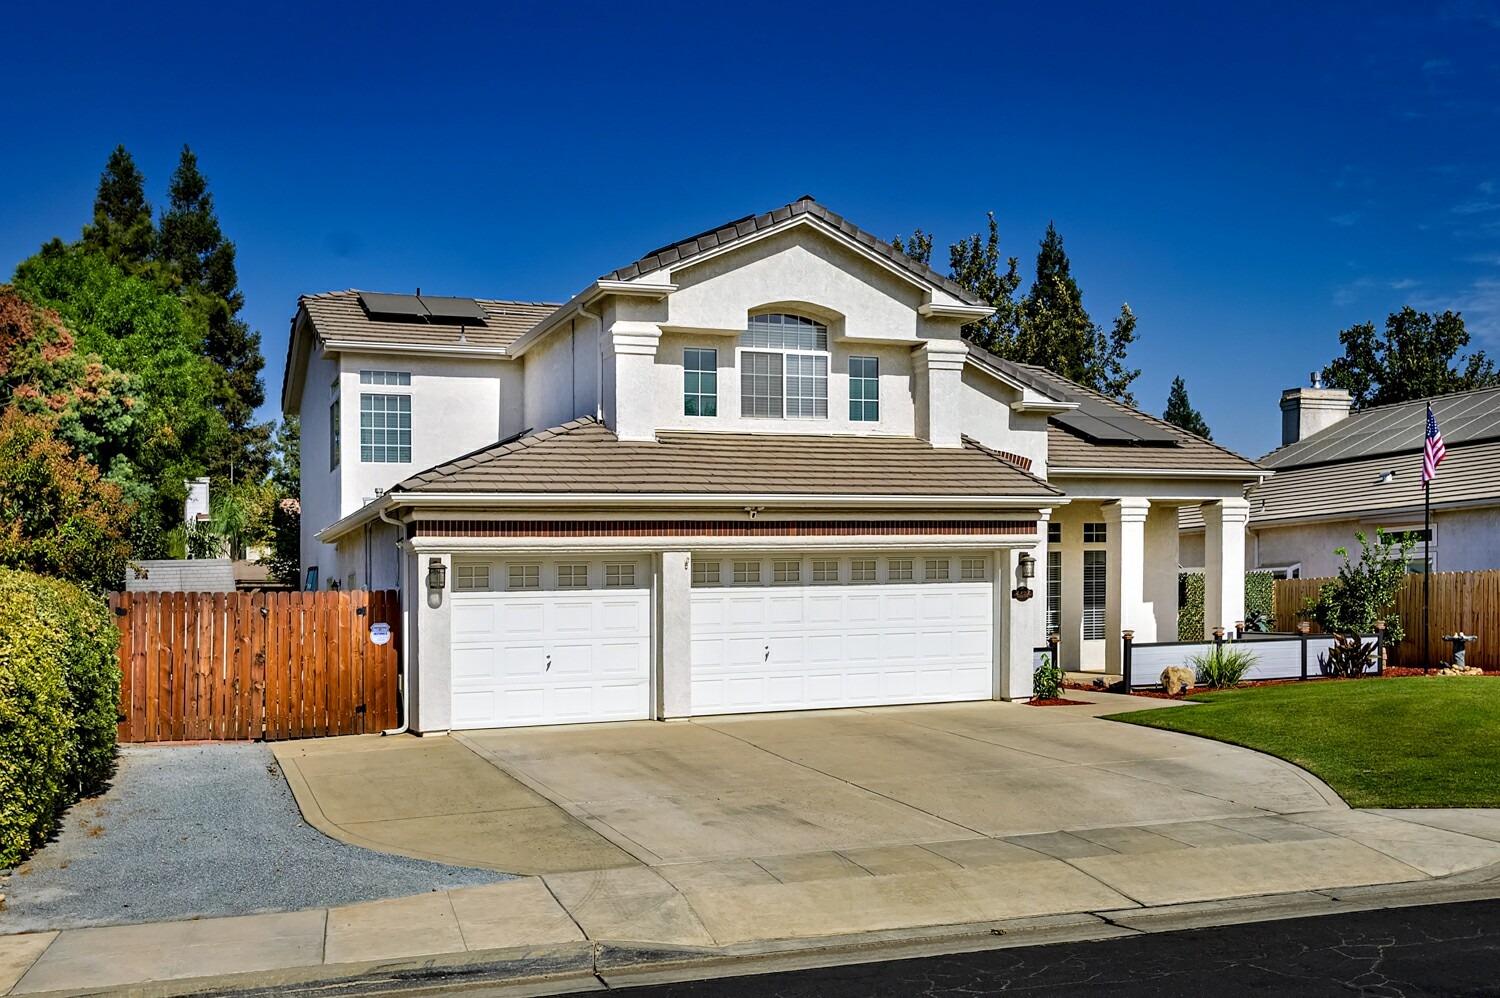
[[616, 899, 1500, 997]]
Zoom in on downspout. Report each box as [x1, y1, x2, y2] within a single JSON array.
[[377, 503, 411, 736]]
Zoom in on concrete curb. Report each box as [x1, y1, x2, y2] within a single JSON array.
[[15, 871, 1500, 998]]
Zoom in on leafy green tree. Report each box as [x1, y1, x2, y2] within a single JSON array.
[[1016, 223, 1140, 404], [269, 416, 300, 496], [890, 230, 934, 267], [1163, 376, 1212, 439], [1321, 306, 1498, 409], [1305, 529, 1414, 645], [0, 408, 133, 590], [155, 147, 271, 482], [947, 213, 1022, 356], [80, 146, 156, 270]]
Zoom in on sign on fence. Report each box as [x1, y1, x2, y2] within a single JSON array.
[[108, 590, 401, 743]]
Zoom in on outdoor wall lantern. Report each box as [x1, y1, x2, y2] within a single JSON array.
[[1012, 552, 1037, 602], [426, 558, 447, 609]]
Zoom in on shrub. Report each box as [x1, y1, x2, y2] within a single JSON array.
[[0, 568, 119, 867], [1191, 645, 1258, 689], [1178, 571, 1205, 639], [1245, 571, 1275, 631], [1033, 653, 1063, 700], [1319, 633, 1378, 678], [1304, 529, 1411, 645]]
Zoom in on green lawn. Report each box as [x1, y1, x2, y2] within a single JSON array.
[[1106, 678, 1500, 808]]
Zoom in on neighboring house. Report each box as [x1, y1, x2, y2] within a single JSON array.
[[125, 559, 237, 593], [281, 196, 1263, 732], [1181, 381, 1500, 578]]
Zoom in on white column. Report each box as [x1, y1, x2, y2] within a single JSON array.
[[912, 340, 970, 448], [658, 551, 693, 719], [605, 321, 662, 442], [1104, 498, 1150, 673], [996, 538, 1045, 701], [410, 549, 452, 734], [1144, 503, 1181, 641], [1203, 497, 1251, 638]]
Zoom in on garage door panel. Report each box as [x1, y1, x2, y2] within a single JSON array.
[[452, 690, 498, 727], [550, 600, 596, 633], [451, 602, 497, 637], [499, 602, 546, 635], [690, 569, 994, 716], [451, 645, 497, 686]]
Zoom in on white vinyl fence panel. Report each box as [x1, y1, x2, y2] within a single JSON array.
[[1127, 634, 1379, 688]]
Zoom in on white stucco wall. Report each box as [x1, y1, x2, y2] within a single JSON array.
[[959, 368, 1051, 476], [522, 315, 598, 432], [1239, 505, 1500, 578], [298, 348, 341, 588]]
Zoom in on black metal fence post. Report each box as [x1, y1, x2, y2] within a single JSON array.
[[1048, 631, 1060, 675], [1297, 621, 1309, 681], [1121, 630, 1134, 693]]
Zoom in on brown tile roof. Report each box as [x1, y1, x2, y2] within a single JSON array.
[[392, 418, 1062, 499], [601, 196, 988, 308], [1262, 385, 1500, 469], [1180, 438, 1500, 530], [300, 290, 559, 352], [967, 349, 1263, 475]]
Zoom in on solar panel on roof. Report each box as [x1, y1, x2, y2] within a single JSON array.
[[358, 292, 427, 319], [1051, 400, 1179, 446], [417, 295, 487, 323]]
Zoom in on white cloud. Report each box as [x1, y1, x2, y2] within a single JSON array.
[[1452, 199, 1500, 215], [1390, 278, 1420, 290], [1329, 210, 1363, 227]]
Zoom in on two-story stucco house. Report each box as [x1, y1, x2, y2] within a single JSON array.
[[281, 196, 1264, 733]]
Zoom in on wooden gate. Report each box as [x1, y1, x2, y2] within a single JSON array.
[[109, 590, 401, 742]]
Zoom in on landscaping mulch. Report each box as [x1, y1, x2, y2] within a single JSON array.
[[1028, 696, 1092, 706], [1384, 666, 1500, 677]]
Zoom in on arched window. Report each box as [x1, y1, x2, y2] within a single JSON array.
[[739, 313, 829, 419]]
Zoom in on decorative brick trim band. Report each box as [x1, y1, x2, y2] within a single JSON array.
[[408, 519, 1037, 539], [993, 450, 1033, 472]]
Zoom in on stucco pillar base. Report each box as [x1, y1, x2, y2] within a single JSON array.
[[411, 550, 453, 734], [996, 539, 1044, 701], [1105, 499, 1151, 673], [606, 321, 662, 442], [658, 551, 692, 719], [1203, 497, 1251, 638]]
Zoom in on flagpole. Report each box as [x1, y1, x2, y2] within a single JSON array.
[[1424, 402, 1432, 675]]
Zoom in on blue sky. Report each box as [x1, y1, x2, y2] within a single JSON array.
[[3, 1, 1498, 458]]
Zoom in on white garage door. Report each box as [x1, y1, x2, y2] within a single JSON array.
[[449, 558, 651, 729], [690, 554, 994, 716]]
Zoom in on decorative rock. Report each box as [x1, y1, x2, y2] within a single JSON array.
[[1437, 665, 1485, 677], [1161, 666, 1195, 696]]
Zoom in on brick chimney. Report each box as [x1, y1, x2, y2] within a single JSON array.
[[1280, 373, 1352, 446]]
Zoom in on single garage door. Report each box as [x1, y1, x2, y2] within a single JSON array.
[[449, 557, 651, 728], [690, 553, 994, 716]]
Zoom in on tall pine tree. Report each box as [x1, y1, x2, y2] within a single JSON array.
[[81, 145, 156, 269], [1163, 376, 1212, 438], [947, 213, 1021, 356], [156, 146, 271, 480], [890, 230, 934, 266]]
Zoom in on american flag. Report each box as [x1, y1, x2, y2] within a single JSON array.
[[1423, 404, 1447, 484]]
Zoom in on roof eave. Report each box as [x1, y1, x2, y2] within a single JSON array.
[[1048, 465, 1270, 481], [506, 280, 678, 358]]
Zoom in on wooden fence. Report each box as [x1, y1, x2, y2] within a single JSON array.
[[109, 590, 401, 743], [1274, 570, 1500, 670]]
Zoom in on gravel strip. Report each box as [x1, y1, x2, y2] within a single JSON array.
[[0, 743, 508, 933]]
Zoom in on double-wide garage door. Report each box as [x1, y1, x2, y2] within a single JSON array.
[[689, 554, 995, 715], [447, 552, 996, 728]]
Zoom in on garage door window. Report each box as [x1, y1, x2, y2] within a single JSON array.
[[605, 564, 636, 587], [851, 559, 876, 582], [888, 558, 913, 581], [925, 558, 951, 582], [455, 565, 489, 592], [557, 564, 588, 588], [508, 565, 540, 590], [733, 560, 762, 585], [692, 560, 721, 586], [773, 559, 801, 583], [960, 558, 987, 581], [812, 559, 840, 583]]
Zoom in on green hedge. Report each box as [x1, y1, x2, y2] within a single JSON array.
[[1177, 570, 1277, 640], [0, 569, 119, 867]]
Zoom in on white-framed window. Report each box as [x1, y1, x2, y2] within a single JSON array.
[[329, 396, 341, 470], [360, 370, 411, 386], [739, 313, 829, 419], [557, 564, 588, 589], [1083, 522, 1107, 544], [850, 559, 876, 583], [1047, 522, 1061, 545], [960, 558, 986, 582], [849, 356, 879, 421], [925, 558, 951, 582], [1083, 550, 1106, 640], [605, 563, 636, 588], [360, 392, 411, 463], [1046, 551, 1062, 635], [812, 559, 840, 583], [888, 558, 913, 581], [773, 559, 801, 583], [508, 564, 540, 591], [683, 348, 718, 417], [692, 559, 721, 587], [733, 560, 762, 585], [455, 564, 489, 592]]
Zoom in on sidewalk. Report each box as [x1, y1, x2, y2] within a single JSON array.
[[7, 807, 1500, 996]]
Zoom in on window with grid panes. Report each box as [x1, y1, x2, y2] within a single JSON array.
[[455, 565, 489, 591], [849, 356, 879, 421], [605, 564, 636, 587], [683, 348, 717, 416], [1047, 522, 1061, 545], [1083, 522, 1107, 544], [925, 558, 951, 581], [360, 393, 411, 463], [733, 560, 762, 584], [888, 558, 913, 581], [360, 370, 411, 386], [773, 560, 801, 583], [739, 314, 828, 419], [960, 558, 986, 581], [692, 560, 720, 586], [508, 564, 540, 590], [850, 559, 876, 582], [812, 559, 839, 583], [557, 564, 588, 588]]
